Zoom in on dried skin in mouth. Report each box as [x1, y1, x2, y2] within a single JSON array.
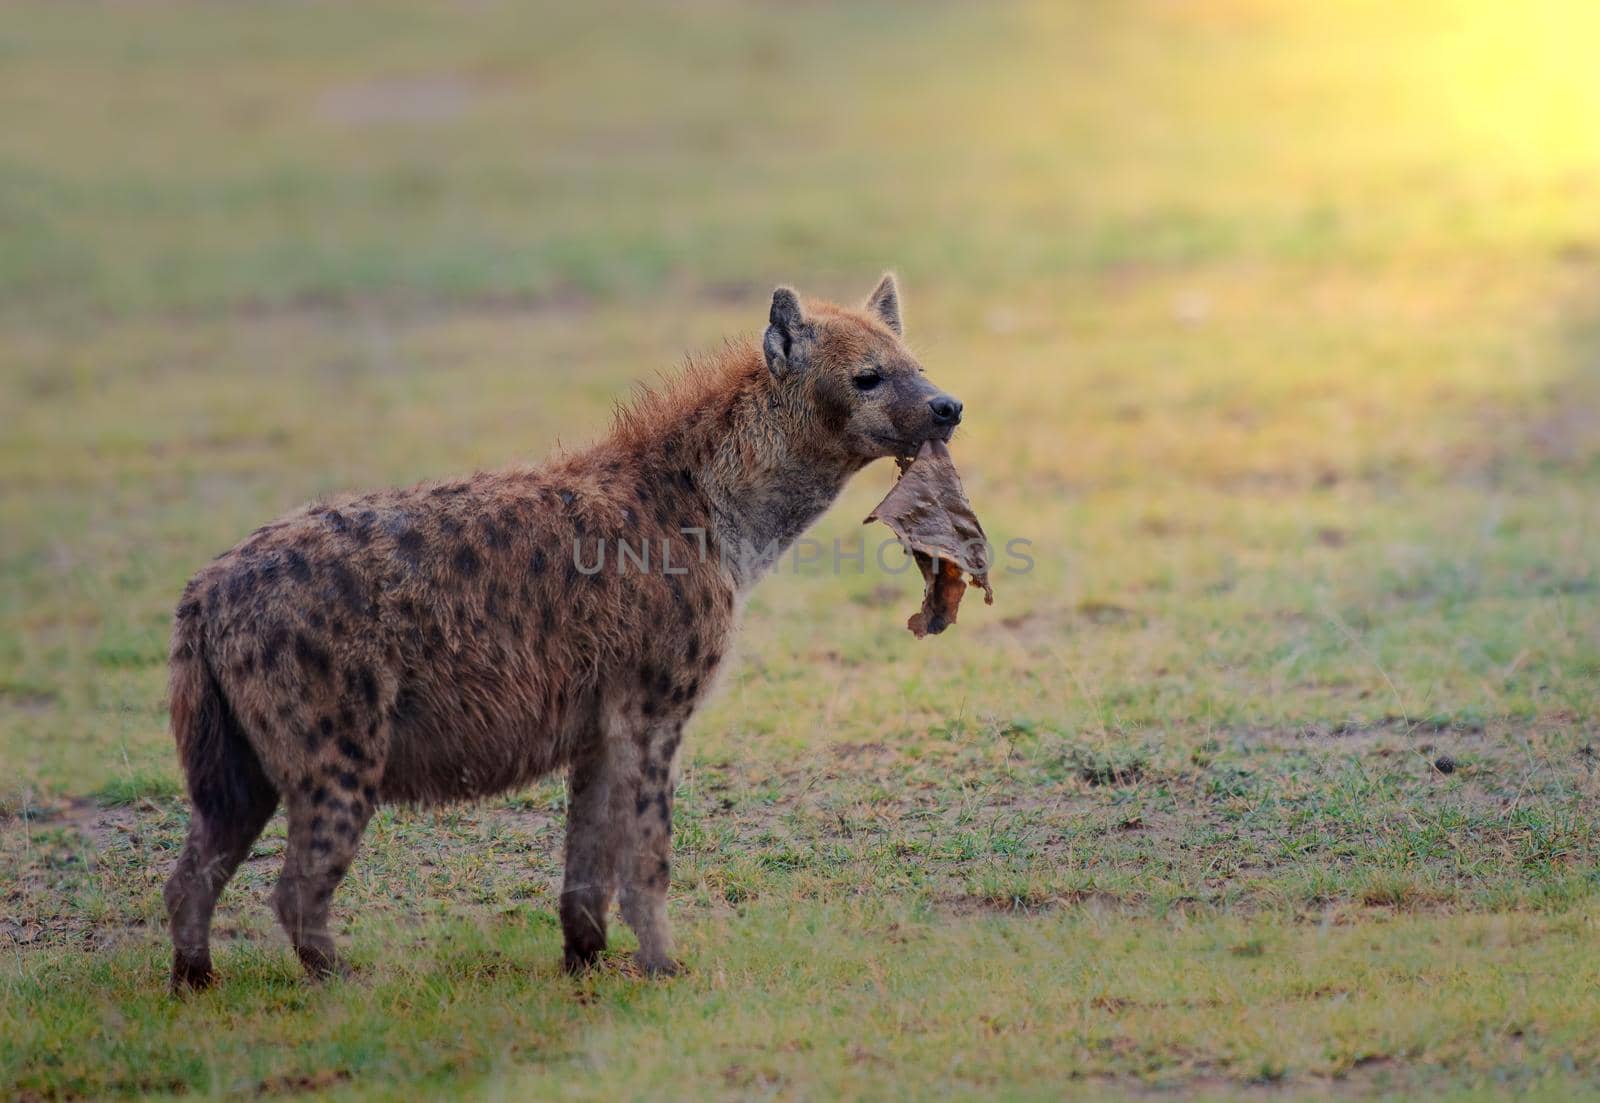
[[864, 439, 994, 638]]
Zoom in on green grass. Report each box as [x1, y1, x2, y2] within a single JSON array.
[[3, 0, 1600, 1098]]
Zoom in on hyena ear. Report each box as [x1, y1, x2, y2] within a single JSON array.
[[763, 286, 808, 377], [865, 272, 902, 336]]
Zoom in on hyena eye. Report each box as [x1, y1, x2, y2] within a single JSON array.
[[852, 368, 882, 392]]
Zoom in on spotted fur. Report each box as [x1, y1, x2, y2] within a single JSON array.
[[163, 275, 961, 989]]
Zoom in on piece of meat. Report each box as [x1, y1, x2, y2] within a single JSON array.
[[864, 439, 994, 637]]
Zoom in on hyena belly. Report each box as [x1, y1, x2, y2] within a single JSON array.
[[374, 665, 596, 805]]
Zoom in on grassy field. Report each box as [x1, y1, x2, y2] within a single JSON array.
[[4, 1, 1600, 1098]]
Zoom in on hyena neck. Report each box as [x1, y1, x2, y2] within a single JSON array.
[[702, 452, 851, 590], [711, 350, 863, 590], [612, 341, 859, 592]]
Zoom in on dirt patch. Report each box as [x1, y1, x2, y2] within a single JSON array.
[[1241, 714, 1504, 752], [1076, 600, 1140, 625], [850, 583, 904, 609], [257, 1068, 352, 1097], [7, 719, 1598, 959], [1101, 808, 1190, 848], [1077, 1063, 1416, 1100], [1, 798, 175, 953], [977, 601, 1147, 645], [1527, 388, 1600, 467], [937, 888, 1130, 918], [318, 76, 475, 126], [0, 686, 57, 711], [51, 796, 155, 850], [976, 606, 1074, 645]]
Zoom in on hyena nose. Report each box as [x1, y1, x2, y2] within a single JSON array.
[[929, 394, 963, 426]]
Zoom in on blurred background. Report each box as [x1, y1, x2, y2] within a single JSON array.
[[3, 0, 1598, 795], [5, 4, 1600, 1097]]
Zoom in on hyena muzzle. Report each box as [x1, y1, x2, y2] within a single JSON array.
[[163, 275, 962, 989]]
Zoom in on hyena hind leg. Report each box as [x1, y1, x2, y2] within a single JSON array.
[[164, 785, 279, 992], [560, 745, 617, 973], [271, 777, 377, 980]]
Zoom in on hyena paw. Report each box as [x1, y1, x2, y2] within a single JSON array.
[[634, 951, 684, 979], [296, 945, 355, 982], [563, 945, 603, 975], [169, 954, 216, 995]]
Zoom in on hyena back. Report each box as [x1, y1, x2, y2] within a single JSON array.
[[164, 275, 962, 989]]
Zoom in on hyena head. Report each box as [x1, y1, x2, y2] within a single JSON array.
[[762, 274, 962, 465]]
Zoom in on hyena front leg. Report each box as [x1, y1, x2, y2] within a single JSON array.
[[616, 718, 683, 977], [560, 743, 616, 973]]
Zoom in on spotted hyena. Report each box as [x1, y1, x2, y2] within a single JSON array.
[[163, 275, 963, 990]]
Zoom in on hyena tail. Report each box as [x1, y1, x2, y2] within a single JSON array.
[[169, 615, 273, 822], [166, 611, 278, 990]]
